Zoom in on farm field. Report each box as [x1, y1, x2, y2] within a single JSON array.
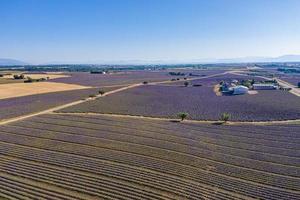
[[0, 72, 69, 84], [0, 86, 121, 121], [0, 82, 89, 100], [162, 73, 265, 86], [49, 70, 227, 87], [60, 83, 300, 121], [279, 75, 300, 86], [0, 113, 298, 199]]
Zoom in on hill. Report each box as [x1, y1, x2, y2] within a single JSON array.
[[0, 58, 28, 66]]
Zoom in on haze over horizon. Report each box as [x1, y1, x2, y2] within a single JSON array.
[[1, 0, 300, 64]]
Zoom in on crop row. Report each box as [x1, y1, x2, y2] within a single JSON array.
[[0, 143, 298, 200], [0, 150, 243, 200], [5, 119, 300, 169], [34, 114, 300, 152], [41, 114, 300, 142], [6, 121, 300, 169], [0, 157, 173, 200], [0, 128, 298, 193], [17, 114, 300, 159], [0, 174, 81, 200]]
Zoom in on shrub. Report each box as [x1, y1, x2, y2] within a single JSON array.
[[143, 81, 148, 84], [184, 81, 189, 87], [192, 84, 202, 87], [89, 94, 97, 98], [24, 77, 46, 83], [298, 82, 300, 88], [13, 74, 25, 79], [177, 112, 189, 121], [220, 113, 231, 123], [98, 90, 105, 96]]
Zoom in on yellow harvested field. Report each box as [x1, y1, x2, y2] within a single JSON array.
[[0, 82, 90, 100], [3, 73, 69, 80], [24, 73, 70, 79]]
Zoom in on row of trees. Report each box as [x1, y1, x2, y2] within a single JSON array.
[[177, 112, 231, 123]]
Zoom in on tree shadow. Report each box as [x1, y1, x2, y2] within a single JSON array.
[[212, 122, 224, 125]]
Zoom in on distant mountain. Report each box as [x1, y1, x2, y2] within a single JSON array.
[[1, 54, 300, 66], [272, 55, 300, 62], [0, 58, 28, 66]]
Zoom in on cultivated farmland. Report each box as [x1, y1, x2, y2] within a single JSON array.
[[279, 75, 300, 86], [0, 86, 121, 121], [60, 84, 300, 121], [49, 70, 227, 87], [0, 82, 90, 100], [0, 113, 298, 199]]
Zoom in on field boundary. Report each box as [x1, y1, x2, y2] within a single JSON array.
[[52, 112, 300, 125]]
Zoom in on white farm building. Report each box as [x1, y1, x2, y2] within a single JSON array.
[[253, 83, 278, 90], [231, 85, 249, 95]]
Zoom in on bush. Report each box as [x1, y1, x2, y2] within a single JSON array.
[[13, 74, 25, 79], [192, 84, 202, 87], [298, 82, 300, 88], [184, 81, 189, 87], [24, 77, 46, 83], [143, 81, 148, 84], [98, 90, 105, 95], [177, 112, 189, 121], [89, 94, 97, 98], [220, 113, 231, 123]]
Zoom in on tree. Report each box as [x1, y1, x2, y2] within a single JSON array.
[[98, 90, 105, 96], [220, 113, 231, 123], [177, 112, 189, 121], [184, 81, 189, 87]]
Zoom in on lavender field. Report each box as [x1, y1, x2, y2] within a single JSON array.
[[60, 84, 300, 121], [0, 86, 121, 121], [162, 73, 266, 87], [49, 70, 227, 87], [0, 113, 298, 199], [49, 71, 173, 86], [279, 75, 300, 86]]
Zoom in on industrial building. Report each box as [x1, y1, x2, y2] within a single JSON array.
[[253, 83, 278, 90]]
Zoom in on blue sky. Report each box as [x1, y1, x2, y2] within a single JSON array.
[[1, 0, 300, 64]]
